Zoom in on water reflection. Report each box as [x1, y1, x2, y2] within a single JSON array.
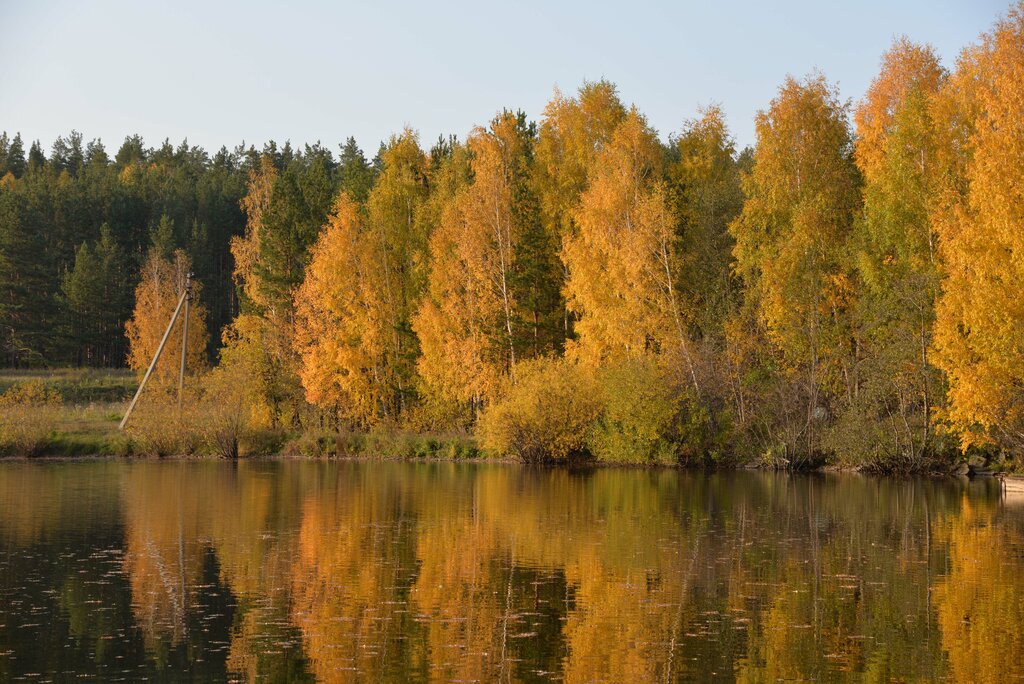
[[0, 461, 1020, 681]]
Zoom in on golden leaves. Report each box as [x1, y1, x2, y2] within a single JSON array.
[[931, 5, 1024, 450], [729, 74, 859, 366], [293, 193, 387, 424], [563, 109, 685, 367], [125, 249, 209, 387], [414, 114, 527, 406]]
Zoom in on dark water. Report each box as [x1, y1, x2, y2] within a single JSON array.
[[0, 461, 1022, 682]]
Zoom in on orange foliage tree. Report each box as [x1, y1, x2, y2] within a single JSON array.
[[414, 112, 549, 410], [293, 193, 391, 425], [562, 109, 698, 390], [125, 248, 208, 387], [931, 4, 1024, 455]]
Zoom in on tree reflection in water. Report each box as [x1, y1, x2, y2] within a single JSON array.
[[0, 460, 1019, 682]]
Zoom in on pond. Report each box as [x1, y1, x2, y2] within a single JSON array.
[[0, 460, 1021, 682]]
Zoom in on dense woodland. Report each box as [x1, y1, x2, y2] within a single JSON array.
[[2, 5, 1023, 468]]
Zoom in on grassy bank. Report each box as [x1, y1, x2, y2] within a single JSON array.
[[0, 369, 133, 456], [0, 369, 1009, 476], [0, 369, 483, 460]]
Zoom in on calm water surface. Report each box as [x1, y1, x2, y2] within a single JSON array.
[[0, 460, 1021, 682]]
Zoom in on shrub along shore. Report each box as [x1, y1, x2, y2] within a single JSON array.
[[0, 369, 1009, 476]]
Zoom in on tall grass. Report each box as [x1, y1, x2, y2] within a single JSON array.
[[0, 381, 62, 456]]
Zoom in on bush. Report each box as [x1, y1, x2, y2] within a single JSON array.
[[281, 432, 335, 458], [197, 364, 255, 458], [0, 381, 62, 456], [588, 358, 689, 465], [589, 356, 717, 465], [242, 428, 288, 457], [123, 390, 203, 457], [124, 364, 279, 458], [439, 434, 479, 460], [478, 357, 601, 463], [335, 430, 366, 456], [826, 395, 959, 473]]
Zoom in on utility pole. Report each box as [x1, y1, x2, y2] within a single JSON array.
[[119, 274, 192, 431], [177, 272, 192, 410]]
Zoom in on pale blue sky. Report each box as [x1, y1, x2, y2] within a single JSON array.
[[0, 0, 1010, 156]]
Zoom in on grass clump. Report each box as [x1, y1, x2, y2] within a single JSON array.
[[123, 391, 203, 457], [334, 430, 479, 460], [0, 381, 63, 456], [122, 358, 278, 458]]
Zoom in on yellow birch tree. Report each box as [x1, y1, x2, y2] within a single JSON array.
[[363, 129, 429, 417], [219, 155, 300, 427], [562, 108, 699, 390], [931, 4, 1024, 455], [293, 193, 390, 425], [729, 74, 861, 458], [414, 112, 545, 409], [845, 38, 948, 464], [125, 248, 208, 387]]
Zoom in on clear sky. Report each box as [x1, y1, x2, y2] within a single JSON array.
[[0, 0, 1011, 157]]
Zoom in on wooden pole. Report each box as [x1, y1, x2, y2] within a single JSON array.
[[177, 273, 191, 410], [118, 287, 189, 431]]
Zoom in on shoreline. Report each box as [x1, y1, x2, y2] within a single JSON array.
[[0, 370, 1014, 477], [2, 446, 1016, 481]]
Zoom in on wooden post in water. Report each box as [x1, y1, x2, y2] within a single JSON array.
[[118, 277, 191, 431]]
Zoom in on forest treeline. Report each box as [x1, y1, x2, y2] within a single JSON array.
[[2, 5, 1023, 468]]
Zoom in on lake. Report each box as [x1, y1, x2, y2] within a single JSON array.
[[0, 460, 1021, 682]]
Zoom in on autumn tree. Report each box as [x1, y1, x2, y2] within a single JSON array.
[[293, 193, 390, 426], [224, 155, 299, 428], [415, 112, 557, 410], [931, 4, 1024, 456], [844, 39, 948, 465], [535, 81, 627, 239], [221, 155, 298, 426], [534, 81, 628, 336], [669, 106, 744, 339], [562, 109, 699, 385], [729, 74, 861, 459], [362, 129, 429, 416], [125, 246, 209, 387], [231, 155, 277, 315], [220, 148, 335, 427]]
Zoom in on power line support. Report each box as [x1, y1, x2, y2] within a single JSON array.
[[119, 274, 192, 431], [178, 273, 191, 410]]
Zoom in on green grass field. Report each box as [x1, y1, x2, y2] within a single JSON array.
[[0, 368, 481, 459], [0, 369, 136, 456]]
